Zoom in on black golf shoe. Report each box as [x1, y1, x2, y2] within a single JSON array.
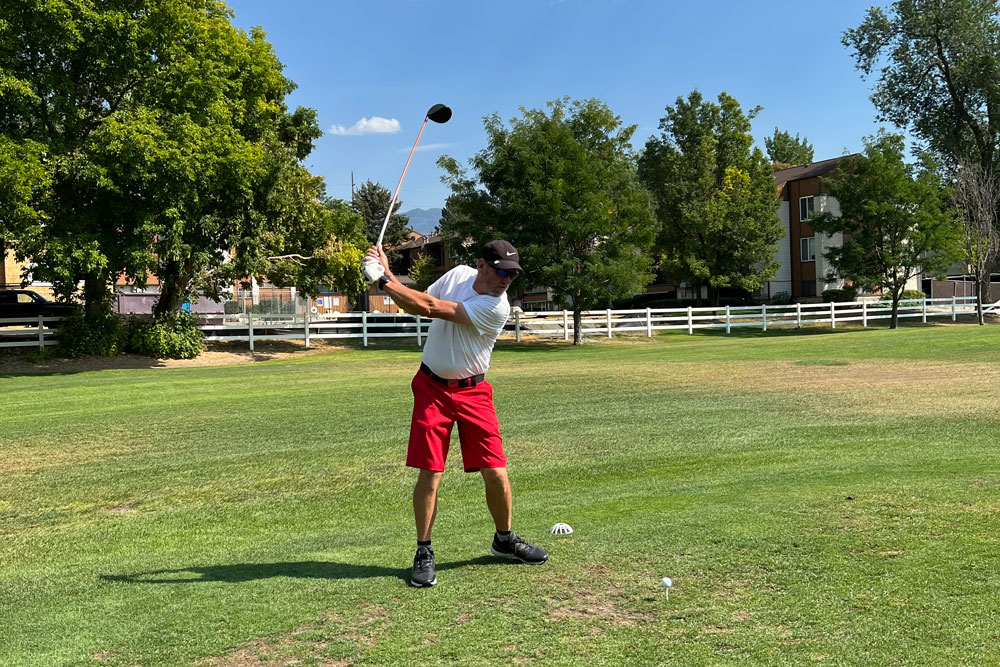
[[410, 545, 437, 587], [490, 532, 548, 565]]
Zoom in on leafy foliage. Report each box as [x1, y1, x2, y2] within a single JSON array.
[[765, 128, 815, 165], [822, 287, 859, 303], [408, 252, 438, 292], [0, 0, 360, 321], [438, 98, 657, 344], [638, 91, 784, 306], [126, 311, 204, 359], [811, 132, 962, 328], [844, 0, 1000, 175], [351, 180, 412, 260], [56, 312, 128, 358]]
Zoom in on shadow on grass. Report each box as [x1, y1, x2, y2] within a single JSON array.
[[100, 556, 510, 585]]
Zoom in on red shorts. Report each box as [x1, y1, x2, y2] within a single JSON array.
[[407, 369, 507, 472]]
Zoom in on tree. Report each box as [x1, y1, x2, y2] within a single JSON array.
[[765, 128, 815, 166], [638, 91, 783, 306], [954, 160, 1000, 323], [351, 180, 411, 259], [811, 132, 962, 328], [844, 0, 1000, 175], [407, 251, 437, 292], [438, 98, 657, 345], [845, 0, 1000, 309], [0, 0, 358, 319]]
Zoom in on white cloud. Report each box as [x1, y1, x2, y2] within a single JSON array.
[[399, 142, 453, 154], [328, 116, 401, 136]]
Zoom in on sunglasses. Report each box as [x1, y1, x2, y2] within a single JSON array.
[[494, 267, 519, 279]]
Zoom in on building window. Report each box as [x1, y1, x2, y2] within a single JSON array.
[[799, 195, 815, 221], [801, 280, 817, 297], [801, 236, 816, 262]]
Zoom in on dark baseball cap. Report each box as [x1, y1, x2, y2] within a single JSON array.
[[481, 240, 523, 272]]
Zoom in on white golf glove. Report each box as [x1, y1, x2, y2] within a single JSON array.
[[362, 256, 385, 284]]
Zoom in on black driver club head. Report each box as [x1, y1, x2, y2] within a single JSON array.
[[426, 104, 452, 124]]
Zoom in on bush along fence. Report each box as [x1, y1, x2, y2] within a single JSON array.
[[3, 296, 999, 351]]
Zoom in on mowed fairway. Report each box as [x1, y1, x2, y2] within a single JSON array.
[[2, 325, 999, 666]]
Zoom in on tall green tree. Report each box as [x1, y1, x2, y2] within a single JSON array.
[[351, 180, 411, 259], [438, 98, 657, 345], [638, 91, 783, 306], [845, 0, 1000, 315], [845, 0, 1000, 174], [765, 128, 815, 166], [0, 0, 358, 318], [812, 132, 962, 328]]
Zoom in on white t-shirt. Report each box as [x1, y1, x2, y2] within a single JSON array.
[[421, 265, 510, 379]]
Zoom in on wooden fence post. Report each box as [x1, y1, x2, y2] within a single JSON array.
[[563, 310, 569, 341], [761, 304, 767, 332], [796, 302, 802, 329], [831, 302, 836, 329], [646, 307, 652, 337], [952, 296, 956, 321], [687, 306, 693, 334], [515, 311, 521, 342], [249, 312, 254, 352], [362, 312, 368, 347], [37, 314, 45, 349], [607, 309, 612, 338], [862, 300, 868, 327], [416, 314, 422, 346], [726, 305, 731, 334], [922, 297, 927, 323]]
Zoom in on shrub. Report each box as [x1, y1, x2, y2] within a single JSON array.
[[770, 291, 793, 305], [223, 301, 243, 314], [822, 287, 858, 303], [126, 311, 204, 359], [901, 289, 926, 300], [56, 312, 128, 357]]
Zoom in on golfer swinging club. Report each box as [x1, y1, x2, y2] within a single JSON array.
[[364, 240, 548, 587]]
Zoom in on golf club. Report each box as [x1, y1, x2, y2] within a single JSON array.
[[375, 103, 452, 248]]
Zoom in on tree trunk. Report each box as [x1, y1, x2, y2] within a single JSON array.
[[154, 260, 195, 317], [83, 273, 110, 319], [890, 294, 900, 330], [572, 307, 583, 345], [977, 276, 987, 326]]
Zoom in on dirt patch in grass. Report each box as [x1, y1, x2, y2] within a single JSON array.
[[545, 586, 655, 628], [624, 360, 1000, 416], [202, 603, 390, 667], [0, 339, 349, 374]]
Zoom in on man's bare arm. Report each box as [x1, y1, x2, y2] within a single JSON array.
[[367, 246, 474, 327]]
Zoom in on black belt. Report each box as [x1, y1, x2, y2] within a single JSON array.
[[420, 362, 485, 388]]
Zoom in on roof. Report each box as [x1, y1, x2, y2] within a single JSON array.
[[398, 233, 443, 250], [772, 155, 857, 188]]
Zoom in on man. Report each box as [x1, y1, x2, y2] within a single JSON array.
[[364, 240, 548, 588]]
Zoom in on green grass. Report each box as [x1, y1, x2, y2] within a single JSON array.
[[2, 325, 1000, 665]]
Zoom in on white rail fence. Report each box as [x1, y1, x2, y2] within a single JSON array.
[[2, 296, 998, 351], [0, 315, 63, 349]]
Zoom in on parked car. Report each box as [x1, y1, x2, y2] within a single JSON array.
[[0, 290, 77, 325]]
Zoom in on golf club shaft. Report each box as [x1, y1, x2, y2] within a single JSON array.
[[375, 116, 429, 248]]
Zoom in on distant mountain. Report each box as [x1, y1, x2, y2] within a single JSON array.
[[402, 208, 442, 236]]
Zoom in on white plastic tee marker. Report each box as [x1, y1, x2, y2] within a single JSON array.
[[660, 577, 673, 600]]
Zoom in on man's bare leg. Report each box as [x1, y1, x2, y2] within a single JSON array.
[[481, 466, 512, 532], [414, 469, 443, 541]]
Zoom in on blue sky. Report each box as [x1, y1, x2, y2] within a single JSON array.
[[227, 0, 888, 210]]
